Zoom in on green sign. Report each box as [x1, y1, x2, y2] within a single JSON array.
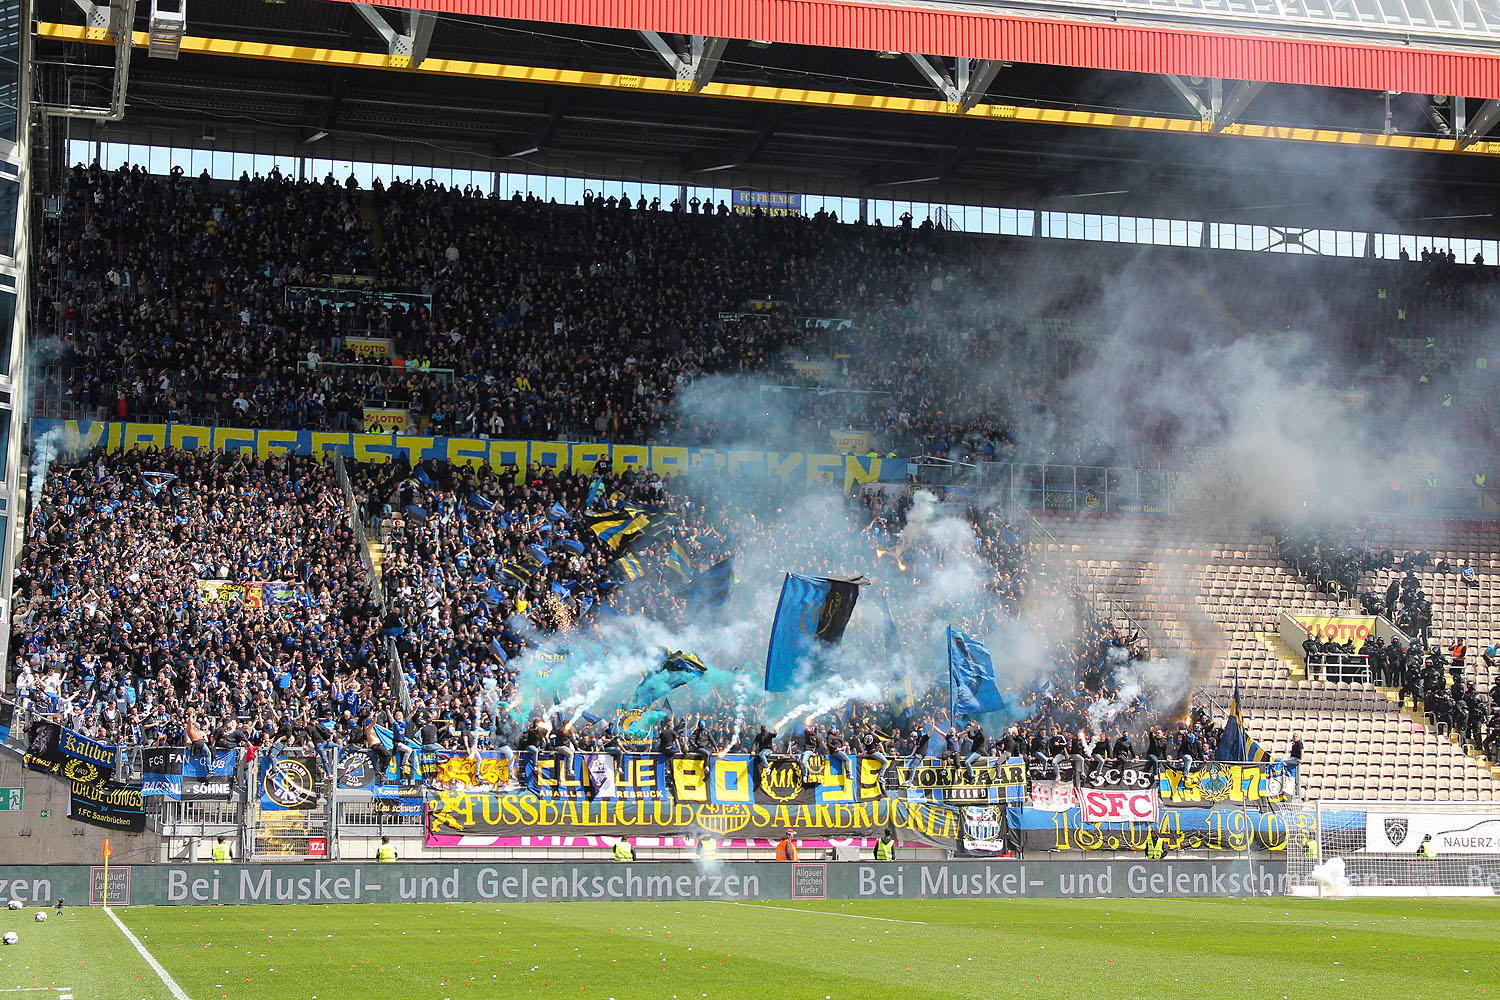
[[0, 788, 20, 811], [39, 809, 50, 819]]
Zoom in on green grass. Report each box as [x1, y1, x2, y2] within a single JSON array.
[[1, 897, 1498, 1000]]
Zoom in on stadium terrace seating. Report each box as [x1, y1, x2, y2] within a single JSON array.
[[1038, 514, 1499, 802]]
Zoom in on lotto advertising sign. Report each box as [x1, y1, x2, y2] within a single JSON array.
[[1291, 614, 1376, 650]]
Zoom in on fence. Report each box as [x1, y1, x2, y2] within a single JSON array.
[[1286, 799, 1500, 895]]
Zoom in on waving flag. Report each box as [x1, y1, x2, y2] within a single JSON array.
[[548, 502, 569, 521], [585, 509, 650, 550], [764, 573, 866, 691], [613, 553, 645, 582], [948, 627, 1004, 718], [555, 537, 585, 555], [629, 650, 709, 708], [1215, 682, 1272, 763], [662, 540, 694, 582], [685, 556, 733, 608]]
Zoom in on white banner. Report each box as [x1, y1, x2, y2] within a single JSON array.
[[1366, 812, 1500, 854], [1079, 788, 1160, 824], [1029, 781, 1079, 813]]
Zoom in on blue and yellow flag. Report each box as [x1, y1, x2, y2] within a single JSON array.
[[612, 552, 645, 582], [585, 509, 650, 550], [662, 540, 694, 582], [1214, 683, 1273, 763]]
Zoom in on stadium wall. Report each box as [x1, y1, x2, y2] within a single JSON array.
[[0, 752, 161, 866], [0, 859, 1291, 905]]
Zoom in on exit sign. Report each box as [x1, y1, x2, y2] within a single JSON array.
[[0, 788, 21, 811]]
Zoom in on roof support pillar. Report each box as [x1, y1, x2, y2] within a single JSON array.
[[639, 30, 728, 90], [354, 3, 437, 67]]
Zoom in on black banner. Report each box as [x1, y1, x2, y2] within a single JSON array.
[[141, 747, 184, 800], [1075, 760, 1156, 791], [957, 804, 1012, 857], [68, 780, 145, 833], [23, 720, 65, 771]]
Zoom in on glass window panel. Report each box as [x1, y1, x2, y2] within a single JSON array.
[[0, 175, 16, 257], [0, 2, 17, 144], [68, 138, 89, 167], [0, 288, 14, 378]]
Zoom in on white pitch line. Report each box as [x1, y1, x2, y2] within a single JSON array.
[[728, 901, 927, 924], [103, 907, 191, 1000], [0, 989, 76, 994]]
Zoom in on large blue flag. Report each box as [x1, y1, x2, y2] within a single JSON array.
[[629, 651, 708, 708], [764, 573, 864, 691], [948, 627, 1004, 718]]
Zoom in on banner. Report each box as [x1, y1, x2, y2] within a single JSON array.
[[60, 729, 117, 772], [259, 753, 320, 811], [891, 759, 1026, 805], [731, 190, 801, 216], [23, 721, 65, 771], [433, 753, 510, 791], [1009, 805, 1291, 852], [141, 747, 184, 800], [361, 407, 410, 434], [1078, 788, 1161, 825], [182, 749, 237, 800], [36, 420, 903, 494], [197, 580, 295, 608], [1291, 614, 1376, 650], [521, 754, 881, 805], [1076, 760, 1156, 791], [68, 780, 145, 833], [1365, 812, 1500, 854], [764, 574, 863, 691], [345, 336, 395, 361], [790, 361, 829, 382], [1029, 781, 1079, 813], [958, 805, 1010, 857], [1158, 762, 1293, 806], [428, 789, 959, 845]]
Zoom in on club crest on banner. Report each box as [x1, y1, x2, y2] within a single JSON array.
[[1384, 817, 1410, 848]]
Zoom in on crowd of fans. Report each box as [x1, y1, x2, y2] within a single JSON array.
[[9, 447, 393, 776], [38, 163, 1147, 466], [19, 159, 1500, 806]]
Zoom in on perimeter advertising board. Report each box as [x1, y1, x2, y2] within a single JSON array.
[[0, 860, 1291, 905]]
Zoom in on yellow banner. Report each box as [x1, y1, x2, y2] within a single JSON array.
[[434, 755, 510, 789], [361, 407, 409, 434], [791, 361, 829, 382], [345, 336, 394, 360], [42, 421, 897, 494], [1291, 614, 1376, 650]]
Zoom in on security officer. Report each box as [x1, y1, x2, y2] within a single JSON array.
[[1144, 829, 1165, 861], [613, 837, 635, 863], [376, 836, 397, 862], [874, 830, 896, 861], [210, 836, 231, 863], [775, 828, 799, 862], [1418, 834, 1437, 859], [696, 835, 719, 863], [1304, 836, 1320, 861]]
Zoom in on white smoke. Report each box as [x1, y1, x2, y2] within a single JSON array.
[[29, 427, 69, 513]]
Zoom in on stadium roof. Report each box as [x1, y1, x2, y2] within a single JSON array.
[[36, 0, 1500, 234]]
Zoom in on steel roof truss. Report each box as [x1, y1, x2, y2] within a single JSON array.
[[354, 3, 435, 67]]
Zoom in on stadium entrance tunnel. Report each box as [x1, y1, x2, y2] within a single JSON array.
[[0, 859, 1295, 905]]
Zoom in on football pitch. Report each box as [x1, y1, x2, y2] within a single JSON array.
[[0, 897, 1496, 1000]]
